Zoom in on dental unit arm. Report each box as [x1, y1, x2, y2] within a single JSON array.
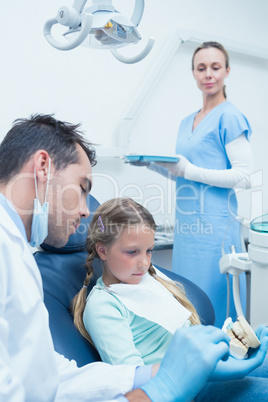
[[219, 215, 268, 329], [43, 0, 155, 64], [219, 248, 251, 319]]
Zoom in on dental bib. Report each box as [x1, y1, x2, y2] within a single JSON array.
[[102, 267, 191, 334]]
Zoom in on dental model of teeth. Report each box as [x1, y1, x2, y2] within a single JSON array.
[[222, 316, 260, 359]]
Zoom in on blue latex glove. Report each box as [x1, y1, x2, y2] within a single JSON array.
[[211, 325, 268, 381], [140, 325, 230, 402]]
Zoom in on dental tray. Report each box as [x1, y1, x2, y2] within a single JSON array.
[[124, 155, 179, 163]]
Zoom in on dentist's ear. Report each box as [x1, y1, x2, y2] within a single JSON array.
[[33, 150, 51, 182], [95, 242, 108, 261]]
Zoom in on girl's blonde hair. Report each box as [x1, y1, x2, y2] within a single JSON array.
[[192, 41, 230, 99], [71, 198, 200, 345]]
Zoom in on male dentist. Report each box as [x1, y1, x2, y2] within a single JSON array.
[[0, 114, 267, 402]]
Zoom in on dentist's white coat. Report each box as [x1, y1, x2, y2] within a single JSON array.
[[0, 205, 135, 401]]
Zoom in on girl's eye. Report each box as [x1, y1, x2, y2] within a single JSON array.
[[147, 249, 154, 254], [127, 250, 136, 255]]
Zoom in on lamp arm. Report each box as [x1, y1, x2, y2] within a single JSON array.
[[111, 37, 154, 64], [72, 0, 88, 13], [131, 0, 144, 26], [43, 13, 93, 51]]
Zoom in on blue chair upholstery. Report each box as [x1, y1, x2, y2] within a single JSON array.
[[35, 194, 215, 367]]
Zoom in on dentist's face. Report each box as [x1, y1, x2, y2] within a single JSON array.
[[100, 224, 155, 286], [45, 145, 92, 248], [192, 47, 230, 97]]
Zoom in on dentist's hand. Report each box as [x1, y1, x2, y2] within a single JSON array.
[[211, 325, 268, 381], [153, 155, 190, 177], [140, 325, 230, 402]]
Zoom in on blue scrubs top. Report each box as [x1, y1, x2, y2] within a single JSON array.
[[173, 101, 252, 327]]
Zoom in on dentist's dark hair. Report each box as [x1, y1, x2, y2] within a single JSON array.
[[0, 113, 96, 183], [192, 41, 230, 99], [71, 197, 200, 346]]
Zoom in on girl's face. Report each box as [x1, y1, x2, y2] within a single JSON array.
[[192, 47, 230, 98], [97, 224, 155, 286]]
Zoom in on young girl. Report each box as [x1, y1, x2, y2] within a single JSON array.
[[72, 197, 200, 366]]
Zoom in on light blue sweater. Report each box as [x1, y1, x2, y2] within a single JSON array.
[[83, 277, 174, 365]]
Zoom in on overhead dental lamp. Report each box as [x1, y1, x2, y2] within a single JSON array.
[[43, 0, 155, 64]]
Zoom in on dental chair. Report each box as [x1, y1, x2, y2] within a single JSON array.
[[35, 194, 215, 367]]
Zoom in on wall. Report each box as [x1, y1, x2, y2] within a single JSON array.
[[1, 0, 268, 228]]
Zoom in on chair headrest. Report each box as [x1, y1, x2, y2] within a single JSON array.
[[41, 194, 100, 254]]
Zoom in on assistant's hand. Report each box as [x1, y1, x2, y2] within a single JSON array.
[[140, 325, 230, 402], [153, 155, 190, 177], [211, 325, 268, 382]]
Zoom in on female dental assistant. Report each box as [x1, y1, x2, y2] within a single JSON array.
[[150, 42, 253, 327]]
